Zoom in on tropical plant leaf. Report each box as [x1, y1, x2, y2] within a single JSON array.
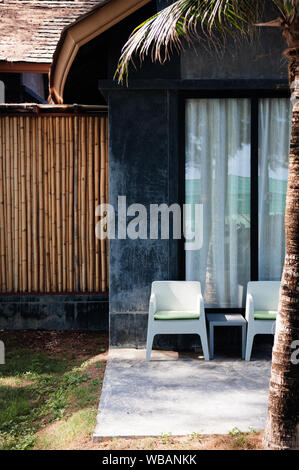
[[272, 0, 295, 19], [115, 0, 263, 83]]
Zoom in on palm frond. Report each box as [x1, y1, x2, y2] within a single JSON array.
[[272, 0, 295, 19], [115, 0, 263, 83]]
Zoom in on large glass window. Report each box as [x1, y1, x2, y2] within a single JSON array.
[[258, 98, 292, 280], [185, 99, 251, 308], [185, 97, 291, 309]]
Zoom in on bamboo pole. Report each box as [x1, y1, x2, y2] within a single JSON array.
[[17, 118, 22, 290], [19, 119, 23, 290], [48, 117, 54, 290], [3, 118, 7, 290], [32, 118, 39, 291], [4, 117, 13, 291], [65, 117, 70, 291], [68, 117, 74, 292], [86, 132, 89, 291], [0, 119, 5, 292], [10, 118, 15, 290], [78, 116, 83, 291], [37, 117, 44, 292], [61, 118, 67, 291], [88, 117, 94, 292], [25, 117, 32, 292], [20, 116, 27, 291], [49, 117, 57, 291], [64, 117, 69, 291], [0, 119, 6, 292], [3, 118, 7, 292], [12, 117, 19, 291], [78, 118, 82, 290], [43, 117, 51, 292], [15, 117, 20, 290], [100, 116, 107, 292], [29, 118, 35, 291], [80, 116, 87, 292], [73, 116, 80, 291], [94, 117, 100, 292], [86, 119, 90, 291], [2, 118, 8, 292], [55, 118, 62, 292]]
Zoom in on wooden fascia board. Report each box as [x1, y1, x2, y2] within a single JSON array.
[[0, 62, 50, 74], [50, 0, 151, 104]]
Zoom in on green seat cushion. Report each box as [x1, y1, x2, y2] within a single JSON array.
[[254, 310, 277, 320], [154, 311, 200, 321]]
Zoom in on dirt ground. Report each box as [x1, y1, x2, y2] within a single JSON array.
[[0, 329, 109, 359]]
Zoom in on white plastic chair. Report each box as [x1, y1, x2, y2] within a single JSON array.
[[146, 281, 209, 361], [245, 281, 281, 361]]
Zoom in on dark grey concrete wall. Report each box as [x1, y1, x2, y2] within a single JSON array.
[[108, 90, 182, 347], [180, 1, 288, 80], [181, 30, 288, 80], [0, 295, 109, 330]]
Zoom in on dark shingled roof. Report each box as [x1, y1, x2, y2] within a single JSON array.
[[0, 0, 102, 63]]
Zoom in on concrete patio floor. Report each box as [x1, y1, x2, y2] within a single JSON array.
[[94, 348, 272, 440]]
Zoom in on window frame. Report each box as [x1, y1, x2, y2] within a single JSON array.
[[179, 89, 290, 313]]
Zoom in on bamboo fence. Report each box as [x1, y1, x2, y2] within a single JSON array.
[[0, 113, 108, 293]]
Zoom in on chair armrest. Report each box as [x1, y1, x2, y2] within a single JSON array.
[[245, 293, 254, 323], [148, 293, 157, 320]]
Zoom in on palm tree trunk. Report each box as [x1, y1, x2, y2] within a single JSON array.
[[264, 54, 299, 450]]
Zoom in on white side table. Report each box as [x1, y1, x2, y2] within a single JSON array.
[[206, 313, 247, 360]]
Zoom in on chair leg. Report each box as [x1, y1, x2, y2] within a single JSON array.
[[241, 325, 246, 360], [146, 331, 155, 362], [245, 330, 255, 361], [200, 331, 210, 361]]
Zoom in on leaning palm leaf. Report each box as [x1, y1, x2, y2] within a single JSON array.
[[115, 0, 262, 83]]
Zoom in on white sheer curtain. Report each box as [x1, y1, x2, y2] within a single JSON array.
[[258, 98, 292, 280], [185, 99, 251, 308]]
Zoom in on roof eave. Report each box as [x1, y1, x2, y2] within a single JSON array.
[[49, 0, 151, 104], [0, 61, 50, 74]]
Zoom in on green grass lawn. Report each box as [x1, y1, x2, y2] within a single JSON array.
[[0, 331, 107, 450], [0, 331, 263, 450]]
